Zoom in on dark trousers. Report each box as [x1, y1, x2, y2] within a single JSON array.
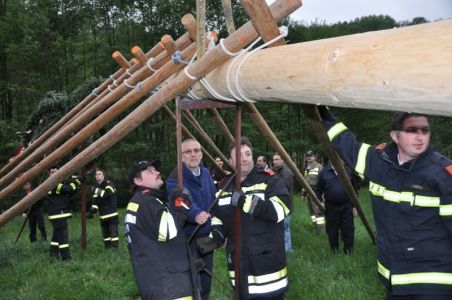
[[325, 201, 354, 254], [28, 209, 47, 242], [387, 289, 452, 300], [100, 216, 119, 248], [50, 217, 71, 259], [189, 240, 214, 300]]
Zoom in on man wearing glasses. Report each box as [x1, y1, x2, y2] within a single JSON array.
[[167, 139, 216, 300], [319, 107, 452, 299]]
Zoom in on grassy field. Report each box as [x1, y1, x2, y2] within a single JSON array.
[[0, 190, 385, 299]]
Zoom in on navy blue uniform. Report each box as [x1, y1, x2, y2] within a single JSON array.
[[47, 177, 80, 260], [315, 164, 358, 254], [91, 179, 119, 248], [213, 167, 292, 299], [323, 119, 452, 297]]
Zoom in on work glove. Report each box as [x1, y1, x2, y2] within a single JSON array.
[[172, 192, 191, 212], [230, 190, 246, 208], [71, 174, 86, 184], [317, 105, 337, 122], [196, 230, 224, 255]]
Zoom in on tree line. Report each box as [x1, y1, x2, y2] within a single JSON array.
[[1, 0, 450, 207]]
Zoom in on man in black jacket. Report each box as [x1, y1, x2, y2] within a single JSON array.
[[47, 166, 81, 260], [21, 181, 47, 242], [125, 160, 193, 299], [90, 169, 119, 248], [315, 160, 359, 254]]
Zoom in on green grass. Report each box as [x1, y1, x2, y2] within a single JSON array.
[[0, 190, 385, 299]]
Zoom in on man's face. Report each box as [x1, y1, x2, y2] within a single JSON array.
[[49, 168, 58, 176], [391, 116, 430, 161], [95, 171, 105, 184], [182, 141, 203, 170], [215, 158, 224, 168], [272, 155, 283, 167], [23, 182, 31, 192], [134, 165, 163, 189], [230, 145, 254, 178], [306, 155, 316, 163], [256, 156, 266, 168]]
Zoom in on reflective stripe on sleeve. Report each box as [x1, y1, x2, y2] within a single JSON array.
[[127, 202, 139, 212], [440, 204, 452, 216], [355, 143, 370, 178], [56, 183, 63, 194], [327, 122, 348, 141], [211, 216, 223, 226], [92, 205, 99, 210], [242, 183, 267, 193], [70, 183, 77, 190], [377, 260, 390, 279], [369, 181, 440, 208], [59, 243, 69, 249], [392, 272, 452, 286], [270, 196, 290, 222], [105, 186, 115, 193]]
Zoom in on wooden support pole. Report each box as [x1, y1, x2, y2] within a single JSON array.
[[112, 51, 131, 69], [0, 16, 197, 191], [196, 0, 206, 58], [233, 106, 242, 299], [221, 0, 236, 34], [0, 0, 303, 228], [161, 35, 177, 56], [162, 105, 220, 168], [241, 0, 374, 242], [131, 46, 147, 65], [206, 108, 234, 144]]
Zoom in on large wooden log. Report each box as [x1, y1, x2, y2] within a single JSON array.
[[0, 0, 302, 227], [191, 20, 452, 116]]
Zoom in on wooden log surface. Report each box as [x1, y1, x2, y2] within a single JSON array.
[[191, 20, 452, 116]]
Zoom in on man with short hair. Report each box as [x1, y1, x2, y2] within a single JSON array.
[[210, 156, 230, 187], [256, 155, 270, 170], [90, 169, 119, 248], [21, 181, 47, 243], [303, 151, 325, 233], [272, 153, 294, 253], [47, 166, 82, 261], [167, 139, 216, 300], [212, 137, 292, 299], [319, 106, 452, 299], [125, 160, 192, 299]]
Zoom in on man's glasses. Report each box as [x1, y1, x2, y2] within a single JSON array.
[[182, 148, 202, 155], [401, 126, 430, 135]]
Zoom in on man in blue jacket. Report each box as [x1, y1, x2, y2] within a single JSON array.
[[319, 106, 452, 299], [167, 139, 216, 300]]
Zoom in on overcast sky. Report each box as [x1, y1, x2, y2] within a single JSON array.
[[267, 0, 452, 24]]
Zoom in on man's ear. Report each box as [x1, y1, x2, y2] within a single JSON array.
[[390, 131, 399, 144], [133, 177, 141, 185]]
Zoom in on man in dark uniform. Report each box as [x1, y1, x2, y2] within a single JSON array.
[[21, 181, 47, 242], [125, 160, 193, 300], [319, 106, 452, 299], [315, 160, 359, 254], [47, 166, 82, 261], [303, 150, 325, 233], [90, 169, 119, 248], [209, 137, 292, 299]]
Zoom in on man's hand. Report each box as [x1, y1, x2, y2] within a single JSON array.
[[21, 213, 27, 219], [195, 211, 211, 225], [317, 105, 337, 122]]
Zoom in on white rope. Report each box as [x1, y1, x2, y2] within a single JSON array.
[[147, 57, 158, 72], [91, 88, 98, 97], [126, 68, 133, 77], [220, 38, 243, 57], [109, 75, 116, 81], [113, 80, 119, 87], [124, 79, 135, 89], [108, 85, 114, 92]]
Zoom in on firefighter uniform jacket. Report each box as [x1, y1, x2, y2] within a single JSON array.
[[323, 119, 452, 296], [213, 167, 292, 299], [304, 161, 323, 187], [124, 186, 192, 300], [47, 176, 81, 220], [91, 179, 118, 220]]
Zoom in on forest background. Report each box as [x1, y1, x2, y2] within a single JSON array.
[[1, 0, 451, 208]]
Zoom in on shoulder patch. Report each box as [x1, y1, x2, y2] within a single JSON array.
[[375, 143, 387, 151], [264, 169, 275, 176], [446, 165, 452, 176]]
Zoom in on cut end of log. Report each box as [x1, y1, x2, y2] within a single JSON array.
[[181, 14, 197, 41], [111, 51, 121, 59], [130, 58, 139, 65], [131, 46, 142, 54], [161, 35, 174, 44]]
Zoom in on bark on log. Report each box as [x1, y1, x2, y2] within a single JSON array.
[[190, 20, 452, 116]]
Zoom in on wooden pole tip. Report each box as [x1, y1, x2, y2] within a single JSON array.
[[131, 46, 142, 54], [112, 51, 121, 58], [181, 14, 195, 25], [161, 35, 174, 44]]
